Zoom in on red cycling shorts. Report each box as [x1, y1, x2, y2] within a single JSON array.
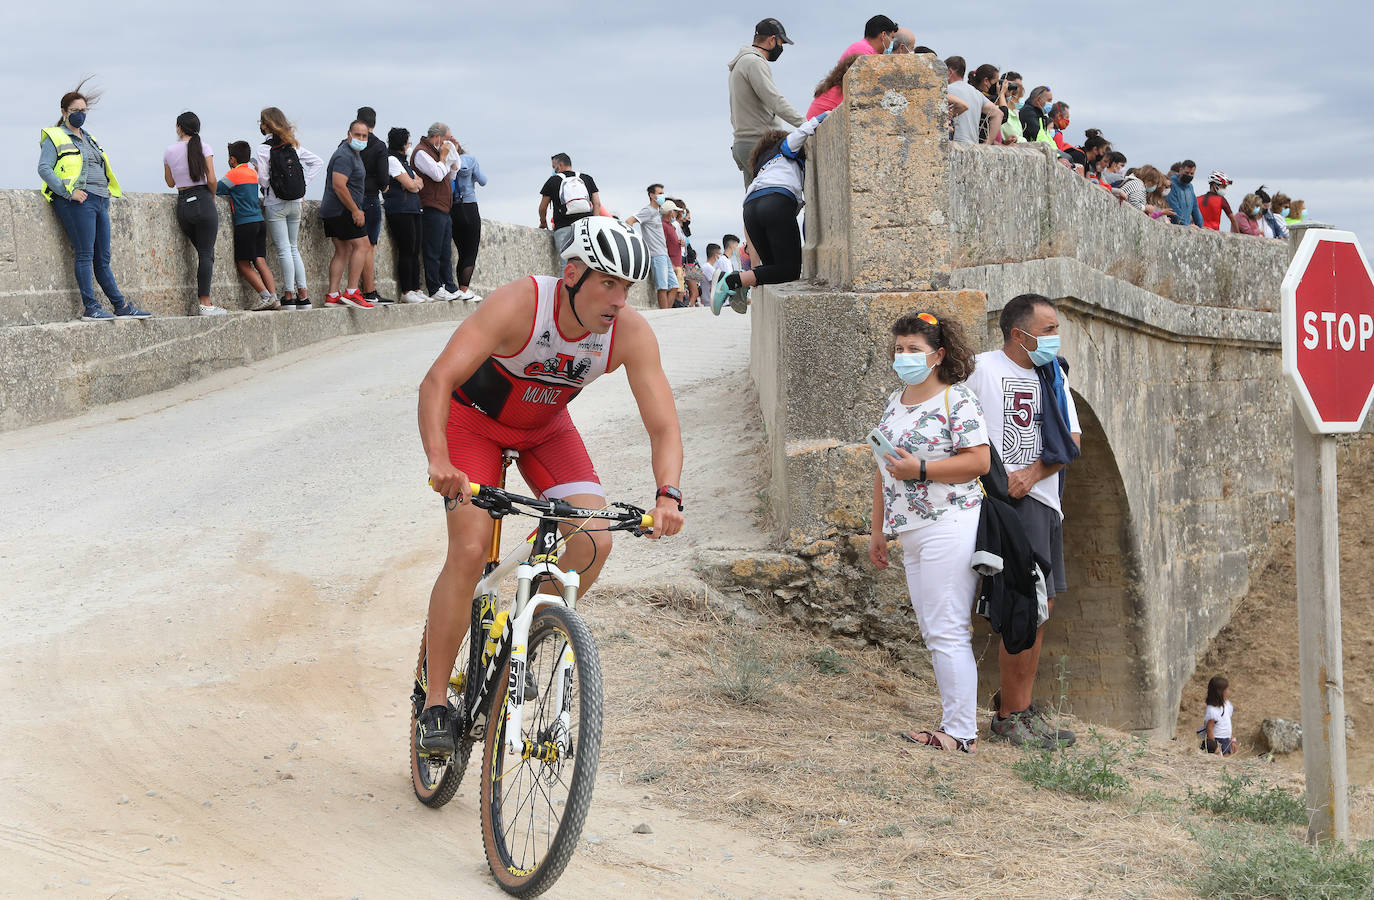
[[444, 399, 602, 500]]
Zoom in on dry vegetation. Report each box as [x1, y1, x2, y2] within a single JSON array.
[[577, 581, 1374, 899]]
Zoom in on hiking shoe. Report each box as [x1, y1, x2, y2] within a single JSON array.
[[199, 304, 228, 316], [113, 303, 152, 318], [339, 289, 374, 309], [82, 307, 116, 321], [988, 710, 1057, 750], [991, 690, 1076, 747], [415, 705, 455, 756], [365, 290, 394, 305], [709, 273, 730, 316], [729, 286, 750, 315]]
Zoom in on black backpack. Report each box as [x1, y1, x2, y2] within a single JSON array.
[[267, 139, 307, 201]]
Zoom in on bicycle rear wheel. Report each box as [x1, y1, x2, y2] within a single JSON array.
[[480, 604, 603, 896], [409, 626, 473, 807]]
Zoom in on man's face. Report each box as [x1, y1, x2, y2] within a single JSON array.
[[1183, 165, 1196, 179], [724, 241, 738, 257], [565, 262, 631, 333], [348, 123, 369, 144], [1018, 305, 1060, 345], [551, 158, 562, 172]]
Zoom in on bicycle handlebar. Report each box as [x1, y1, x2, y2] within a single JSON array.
[[430, 479, 653, 532]]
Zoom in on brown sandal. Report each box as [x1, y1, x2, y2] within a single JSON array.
[[899, 729, 976, 754]]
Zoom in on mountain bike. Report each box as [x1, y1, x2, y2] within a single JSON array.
[[410, 451, 653, 896]]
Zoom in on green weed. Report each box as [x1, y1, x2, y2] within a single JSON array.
[[1012, 728, 1146, 801], [1192, 826, 1374, 900], [806, 648, 850, 675], [1187, 769, 1307, 826], [705, 631, 798, 705]]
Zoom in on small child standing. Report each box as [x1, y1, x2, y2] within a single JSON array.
[[218, 141, 279, 311], [1200, 675, 1235, 755]]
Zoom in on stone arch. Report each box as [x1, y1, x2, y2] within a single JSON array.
[[974, 391, 1151, 731]]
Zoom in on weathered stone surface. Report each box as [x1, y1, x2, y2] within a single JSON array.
[[1262, 717, 1302, 754], [804, 53, 952, 291]]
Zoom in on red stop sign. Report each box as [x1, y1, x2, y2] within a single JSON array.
[[1282, 230, 1374, 434]]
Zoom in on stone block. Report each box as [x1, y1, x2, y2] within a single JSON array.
[[804, 53, 952, 292], [1262, 717, 1302, 754]]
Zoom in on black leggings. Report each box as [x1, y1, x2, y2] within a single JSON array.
[[386, 212, 422, 293], [175, 185, 219, 298], [450, 202, 481, 288], [741, 192, 802, 286]]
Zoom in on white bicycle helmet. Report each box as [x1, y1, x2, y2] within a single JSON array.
[[1209, 170, 1232, 187], [560, 216, 650, 283]]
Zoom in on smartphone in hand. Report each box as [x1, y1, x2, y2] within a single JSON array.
[[866, 428, 900, 465]]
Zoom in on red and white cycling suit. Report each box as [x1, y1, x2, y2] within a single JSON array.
[[446, 275, 616, 498]]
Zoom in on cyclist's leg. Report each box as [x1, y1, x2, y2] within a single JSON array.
[[423, 500, 493, 709], [518, 411, 610, 597], [424, 402, 504, 709]]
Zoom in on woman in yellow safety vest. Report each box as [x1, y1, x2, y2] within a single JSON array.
[[37, 80, 150, 321]]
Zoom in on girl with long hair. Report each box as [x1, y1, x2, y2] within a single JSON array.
[[255, 106, 323, 310], [163, 111, 223, 314]]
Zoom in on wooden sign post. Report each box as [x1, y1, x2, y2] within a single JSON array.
[[1281, 224, 1374, 843]]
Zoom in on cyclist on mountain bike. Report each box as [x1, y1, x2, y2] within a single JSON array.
[[416, 215, 686, 754]]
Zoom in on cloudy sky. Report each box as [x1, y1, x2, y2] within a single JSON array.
[[6, 1, 1369, 268]]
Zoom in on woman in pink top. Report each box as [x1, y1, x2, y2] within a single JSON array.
[[805, 16, 898, 118], [162, 111, 223, 315], [1233, 192, 1264, 236]]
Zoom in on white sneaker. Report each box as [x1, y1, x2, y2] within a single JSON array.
[[199, 304, 228, 316], [465, 291, 483, 302], [401, 290, 428, 303], [453, 289, 474, 301], [430, 287, 458, 301]]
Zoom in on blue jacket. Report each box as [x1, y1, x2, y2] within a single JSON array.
[[1168, 174, 1204, 227], [451, 154, 486, 204], [1035, 356, 1080, 496]]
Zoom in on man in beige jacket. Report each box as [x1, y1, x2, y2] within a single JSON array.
[[727, 17, 803, 187]]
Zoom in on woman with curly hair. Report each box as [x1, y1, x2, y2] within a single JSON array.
[[867, 311, 990, 754]]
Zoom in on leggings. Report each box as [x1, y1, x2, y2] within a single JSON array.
[[386, 212, 422, 294], [175, 185, 219, 298], [451, 202, 482, 288], [741, 191, 802, 286]]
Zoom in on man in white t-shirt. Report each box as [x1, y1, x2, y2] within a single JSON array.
[[945, 56, 1002, 145], [697, 242, 721, 307], [966, 294, 1082, 749]]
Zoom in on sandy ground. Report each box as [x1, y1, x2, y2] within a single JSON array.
[[0, 308, 851, 898]]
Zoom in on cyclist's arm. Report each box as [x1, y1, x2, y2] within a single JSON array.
[[614, 311, 684, 537], [418, 278, 537, 498]]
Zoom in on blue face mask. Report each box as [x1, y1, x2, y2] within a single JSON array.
[[1251, 206, 1262, 216], [893, 351, 936, 385], [655, 194, 665, 205], [1042, 102, 1053, 115], [1278, 207, 1290, 218], [66, 111, 86, 129], [349, 138, 367, 152], [1018, 330, 1060, 367]]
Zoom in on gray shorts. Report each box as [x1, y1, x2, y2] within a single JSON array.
[[1014, 497, 1067, 597]]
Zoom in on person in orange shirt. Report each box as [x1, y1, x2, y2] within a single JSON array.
[[217, 140, 279, 310]]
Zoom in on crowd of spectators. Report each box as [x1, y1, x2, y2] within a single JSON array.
[[934, 55, 1308, 236]]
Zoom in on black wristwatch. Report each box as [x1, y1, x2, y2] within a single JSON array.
[[656, 484, 684, 511]]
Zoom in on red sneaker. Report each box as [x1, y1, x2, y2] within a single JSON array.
[[340, 289, 374, 309], [324, 292, 345, 306]]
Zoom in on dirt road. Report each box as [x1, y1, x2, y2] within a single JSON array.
[[0, 309, 846, 898]]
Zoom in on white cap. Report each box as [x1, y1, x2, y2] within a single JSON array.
[[658, 200, 680, 213]]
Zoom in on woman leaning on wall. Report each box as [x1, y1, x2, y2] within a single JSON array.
[[37, 78, 151, 321]]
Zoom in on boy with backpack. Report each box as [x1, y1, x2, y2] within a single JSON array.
[[218, 140, 278, 311], [538, 153, 600, 254]]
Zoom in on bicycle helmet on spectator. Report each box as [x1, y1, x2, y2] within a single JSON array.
[[559, 216, 650, 326], [1209, 170, 1233, 187]]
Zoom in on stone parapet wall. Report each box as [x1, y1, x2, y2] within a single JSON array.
[[0, 189, 652, 325], [947, 143, 1288, 311]]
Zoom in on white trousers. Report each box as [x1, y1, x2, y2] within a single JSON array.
[[898, 506, 980, 742]]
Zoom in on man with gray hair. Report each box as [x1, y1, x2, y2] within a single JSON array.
[[410, 122, 461, 300]]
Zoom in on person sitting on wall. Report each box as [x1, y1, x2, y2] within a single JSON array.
[[37, 78, 151, 321]]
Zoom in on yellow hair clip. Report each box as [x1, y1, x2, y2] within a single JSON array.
[[917, 312, 939, 325]]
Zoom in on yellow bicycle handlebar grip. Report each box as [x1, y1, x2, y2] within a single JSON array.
[[426, 478, 483, 498], [640, 514, 654, 529]]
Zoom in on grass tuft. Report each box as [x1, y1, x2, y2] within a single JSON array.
[[705, 631, 798, 705], [1192, 826, 1374, 900], [1187, 768, 1308, 826], [1012, 728, 1146, 801]]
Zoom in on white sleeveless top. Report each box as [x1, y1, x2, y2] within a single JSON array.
[[453, 275, 616, 429]]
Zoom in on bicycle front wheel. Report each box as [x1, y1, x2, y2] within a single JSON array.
[[480, 604, 603, 896]]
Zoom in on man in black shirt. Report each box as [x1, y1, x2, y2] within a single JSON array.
[[356, 106, 393, 303], [538, 153, 601, 254]]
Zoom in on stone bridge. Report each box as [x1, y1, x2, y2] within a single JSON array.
[[706, 53, 1297, 738]]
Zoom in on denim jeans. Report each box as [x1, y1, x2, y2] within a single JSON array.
[[420, 207, 457, 294], [51, 193, 126, 314], [264, 199, 307, 293], [553, 225, 574, 256]]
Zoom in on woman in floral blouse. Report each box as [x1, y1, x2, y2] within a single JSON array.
[[867, 311, 990, 753]]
